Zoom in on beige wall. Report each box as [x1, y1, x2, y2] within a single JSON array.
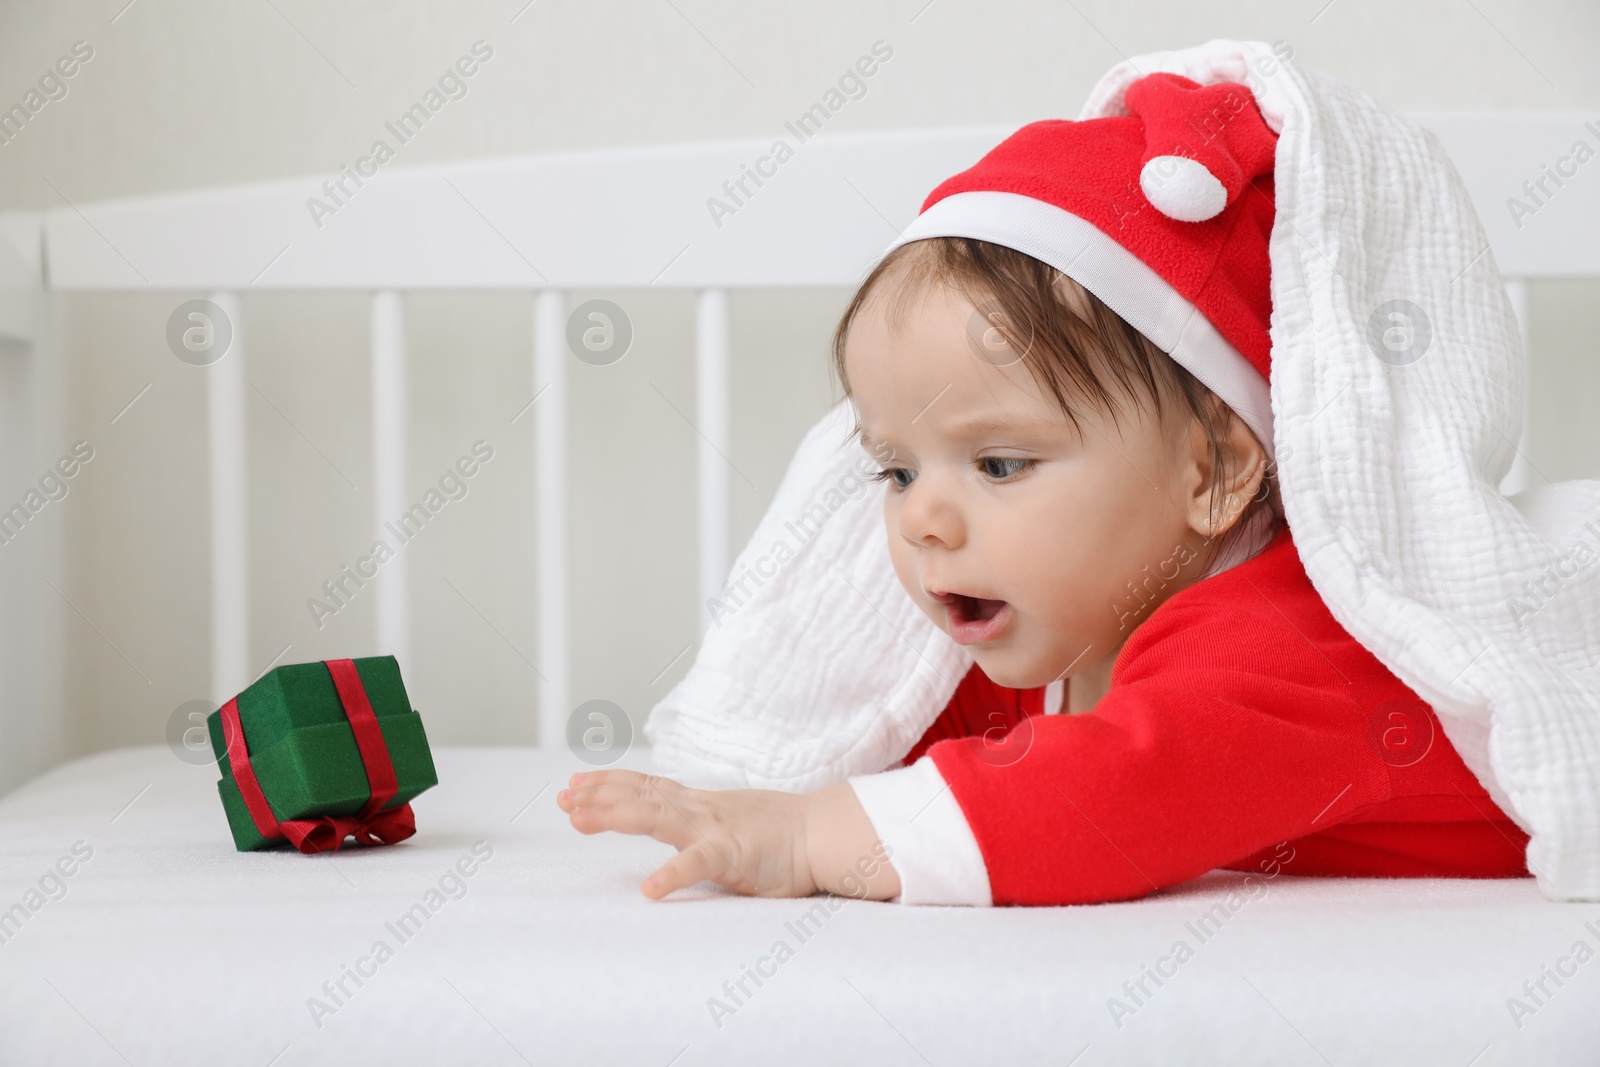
[[0, 0, 1596, 770]]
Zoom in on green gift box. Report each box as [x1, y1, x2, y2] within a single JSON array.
[[206, 655, 438, 852]]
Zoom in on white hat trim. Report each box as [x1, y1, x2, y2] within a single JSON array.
[[883, 189, 1275, 462]]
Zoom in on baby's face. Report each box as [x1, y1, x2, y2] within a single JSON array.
[[844, 281, 1212, 688]]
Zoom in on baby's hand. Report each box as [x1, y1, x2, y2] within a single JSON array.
[[556, 770, 816, 900]]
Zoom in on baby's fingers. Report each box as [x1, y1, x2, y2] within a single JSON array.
[[560, 773, 697, 846], [644, 841, 745, 900]]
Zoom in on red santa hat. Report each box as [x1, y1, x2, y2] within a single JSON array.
[[882, 72, 1280, 460]]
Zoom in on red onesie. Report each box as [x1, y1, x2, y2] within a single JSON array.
[[850, 525, 1531, 906]]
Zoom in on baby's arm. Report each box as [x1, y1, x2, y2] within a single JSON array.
[[807, 781, 903, 899], [557, 770, 902, 901]]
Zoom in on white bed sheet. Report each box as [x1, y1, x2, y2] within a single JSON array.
[[0, 745, 1594, 1066]]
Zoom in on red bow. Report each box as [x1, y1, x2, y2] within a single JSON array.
[[220, 658, 416, 854], [277, 805, 417, 853]]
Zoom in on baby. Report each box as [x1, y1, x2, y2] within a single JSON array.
[[557, 72, 1530, 906]]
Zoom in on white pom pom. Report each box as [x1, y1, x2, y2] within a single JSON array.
[[1139, 155, 1227, 222]]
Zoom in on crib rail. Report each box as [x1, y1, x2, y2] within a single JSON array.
[[0, 112, 1595, 769]]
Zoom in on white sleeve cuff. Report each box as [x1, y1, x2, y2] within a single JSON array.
[[847, 756, 993, 906]]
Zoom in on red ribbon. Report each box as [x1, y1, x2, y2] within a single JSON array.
[[220, 658, 416, 854]]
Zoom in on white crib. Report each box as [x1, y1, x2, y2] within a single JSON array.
[[2, 112, 1595, 791], [0, 114, 1597, 1067]]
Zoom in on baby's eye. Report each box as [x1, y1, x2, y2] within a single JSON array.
[[978, 456, 1035, 480], [869, 467, 916, 490]]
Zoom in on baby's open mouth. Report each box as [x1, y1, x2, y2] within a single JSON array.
[[928, 589, 1013, 645]]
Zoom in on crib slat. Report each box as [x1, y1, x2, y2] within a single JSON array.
[[371, 291, 408, 665], [1499, 278, 1535, 496], [535, 290, 568, 749], [696, 289, 730, 633], [208, 291, 249, 699]]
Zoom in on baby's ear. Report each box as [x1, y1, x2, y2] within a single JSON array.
[[1052, 273, 1096, 324], [1181, 403, 1269, 538]]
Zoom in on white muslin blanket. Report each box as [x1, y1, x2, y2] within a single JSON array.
[[644, 39, 1600, 902]]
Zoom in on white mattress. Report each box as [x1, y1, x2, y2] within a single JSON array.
[[0, 745, 1593, 1066]]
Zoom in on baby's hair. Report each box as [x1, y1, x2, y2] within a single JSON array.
[[829, 235, 1278, 556]]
